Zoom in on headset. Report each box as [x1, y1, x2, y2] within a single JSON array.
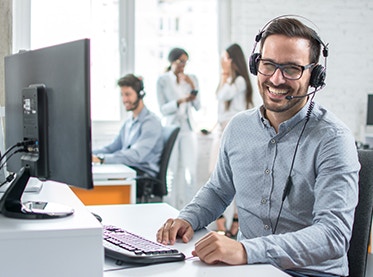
[[248, 15, 329, 89], [136, 76, 146, 99]]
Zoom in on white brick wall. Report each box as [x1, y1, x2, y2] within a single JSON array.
[[228, 0, 373, 143]]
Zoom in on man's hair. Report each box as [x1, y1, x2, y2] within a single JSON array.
[[260, 18, 321, 64], [117, 74, 143, 94]]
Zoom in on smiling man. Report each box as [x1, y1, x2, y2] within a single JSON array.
[[92, 74, 163, 194], [156, 17, 359, 277]]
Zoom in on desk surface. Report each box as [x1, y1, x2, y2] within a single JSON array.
[[92, 164, 136, 180], [89, 203, 290, 277], [0, 181, 103, 277]]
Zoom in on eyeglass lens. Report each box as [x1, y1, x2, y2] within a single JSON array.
[[258, 60, 304, 80]]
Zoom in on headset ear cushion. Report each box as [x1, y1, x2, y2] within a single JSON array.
[[309, 65, 326, 88], [249, 53, 261, 75], [136, 77, 145, 99], [138, 90, 146, 99]]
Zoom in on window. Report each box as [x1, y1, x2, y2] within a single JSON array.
[[30, 0, 122, 122], [13, 0, 219, 146]]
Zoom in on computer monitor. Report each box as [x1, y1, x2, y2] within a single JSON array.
[[0, 39, 93, 219]]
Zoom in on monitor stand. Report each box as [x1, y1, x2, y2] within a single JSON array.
[[0, 166, 74, 219]]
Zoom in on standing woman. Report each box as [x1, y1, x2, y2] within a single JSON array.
[[156, 48, 201, 209], [211, 43, 254, 237]]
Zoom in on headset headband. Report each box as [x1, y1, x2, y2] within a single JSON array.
[[249, 15, 329, 89]]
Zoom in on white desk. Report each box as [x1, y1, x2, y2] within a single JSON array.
[[71, 164, 137, 205], [93, 164, 137, 204], [0, 182, 103, 277], [89, 203, 290, 277]]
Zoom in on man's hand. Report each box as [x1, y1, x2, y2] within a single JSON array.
[[92, 155, 100, 163], [157, 218, 194, 245], [192, 232, 247, 265]]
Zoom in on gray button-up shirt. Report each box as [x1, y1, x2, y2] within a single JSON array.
[[179, 101, 359, 276], [92, 106, 163, 177]]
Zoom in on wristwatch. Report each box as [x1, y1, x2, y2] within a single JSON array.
[[97, 154, 105, 164]]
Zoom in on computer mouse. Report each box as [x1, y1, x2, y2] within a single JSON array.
[[91, 212, 102, 223]]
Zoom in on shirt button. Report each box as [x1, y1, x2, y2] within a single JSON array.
[[271, 139, 276, 144], [264, 225, 270, 230], [265, 169, 270, 174], [261, 198, 267, 204]]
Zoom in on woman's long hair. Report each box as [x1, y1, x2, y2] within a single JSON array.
[[223, 43, 253, 110]]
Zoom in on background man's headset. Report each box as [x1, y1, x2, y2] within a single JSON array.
[[248, 15, 330, 234], [248, 15, 329, 91], [136, 76, 146, 99]]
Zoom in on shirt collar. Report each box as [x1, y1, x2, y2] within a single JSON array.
[[131, 106, 149, 123], [167, 70, 177, 80], [259, 100, 314, 132]]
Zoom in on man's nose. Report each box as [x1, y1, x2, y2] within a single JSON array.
[[269, 68, 286, 86]]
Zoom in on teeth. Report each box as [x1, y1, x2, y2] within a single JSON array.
[[269, 87, 287, 95]]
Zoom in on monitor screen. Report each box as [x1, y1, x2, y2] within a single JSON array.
[[1, 39, 93, 219], [367, 94, 373, 126]]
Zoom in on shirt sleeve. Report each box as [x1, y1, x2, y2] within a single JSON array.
[[92, 127, 124, 155], [157, 75, 179, 116]]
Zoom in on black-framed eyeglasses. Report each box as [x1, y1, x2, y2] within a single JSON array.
[[257, 59, 315, 80]]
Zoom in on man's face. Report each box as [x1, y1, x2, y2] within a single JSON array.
[[121, 86, 139, 111], [257, 34, 313, 116]]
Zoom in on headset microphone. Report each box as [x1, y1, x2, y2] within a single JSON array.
[[285, 85, 324, 100], [285, 91, 316, 100]]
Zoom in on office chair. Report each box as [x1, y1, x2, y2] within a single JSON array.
[[347, 149, 373, 277], [136, 125, 180, 203]]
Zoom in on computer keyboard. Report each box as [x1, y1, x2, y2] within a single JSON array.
[[103, 225, 186, 265]]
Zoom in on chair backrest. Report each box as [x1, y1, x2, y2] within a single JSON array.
[[347, 149, 373, 277], [154, 125, 180, 197]]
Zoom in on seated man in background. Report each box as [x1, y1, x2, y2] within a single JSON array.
[[156, 17, 359, 277], [92, 74, 164, 199]]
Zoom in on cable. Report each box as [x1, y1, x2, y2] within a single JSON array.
[[0, 140, 37, 192], [0, 148, 27, 171], [272, 97, 315, 234], [0, 140, 35, 188], [0, 139, 36, 166], [0, 172, 15, 189]]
